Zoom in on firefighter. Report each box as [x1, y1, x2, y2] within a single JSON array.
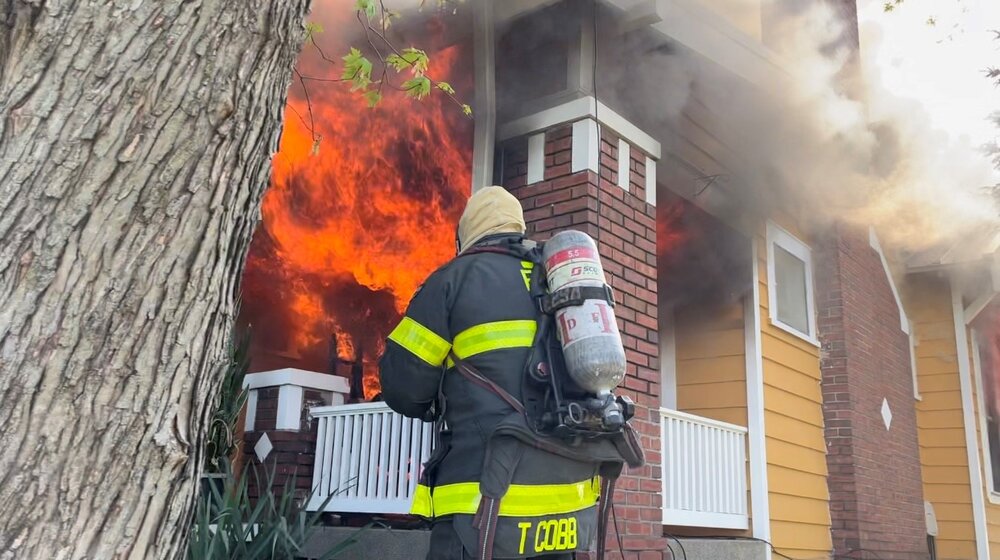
[[379, 186, 618, 560]]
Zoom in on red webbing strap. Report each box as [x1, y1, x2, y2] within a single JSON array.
[[449, 352, 526, 415]]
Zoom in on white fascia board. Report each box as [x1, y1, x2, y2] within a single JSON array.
[[498, 96, 661, 160], [244, 368, 350, 394], [869, 227, 910, 335]]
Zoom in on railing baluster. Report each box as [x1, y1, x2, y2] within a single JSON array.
[[397, 416, 412, 500], [387, 412, 401, 499], [377, 411, 390, 499], [314, 416, 329, 503], [358, 412, 373, 500], [367, 413, 380, 499], [407, 418, 422, 496], [330, 415, 345, 503]]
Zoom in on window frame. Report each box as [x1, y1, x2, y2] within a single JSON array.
[[909, 322, 922, 401], [970, 327, 1000, 504], [765, 221, 819, 346]]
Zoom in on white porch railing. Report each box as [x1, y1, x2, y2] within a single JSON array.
[[660, 408, 749, 530], [307, 402, 434, 514]]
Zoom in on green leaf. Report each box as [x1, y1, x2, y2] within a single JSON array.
[[385, 54, 408, 72], [401, 47, 429, 75], [402, 76, 432, 99], [363, 90, 382, 108], [462, 104, 473, 117], [382, 10, 401, 29], [386, 49, 430, 76], [342, 47, 372, 91], [304, 21, 324, 40], [436, 81, 455, 95], [355, 0, 377, 19]]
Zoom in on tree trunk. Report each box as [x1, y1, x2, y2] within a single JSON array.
[[0, 1, 309, 557]]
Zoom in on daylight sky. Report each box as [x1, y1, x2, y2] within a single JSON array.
[[858, 0, 1000, 181]]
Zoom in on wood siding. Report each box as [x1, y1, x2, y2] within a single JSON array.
[[675, 301, 748, 428], [906, 274, 978, 559], [756, 228, 832, 558]]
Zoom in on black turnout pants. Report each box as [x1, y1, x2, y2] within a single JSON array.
[[427, 519, 574, 560]]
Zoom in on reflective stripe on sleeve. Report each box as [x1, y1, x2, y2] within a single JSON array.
[[388, 317, 451, 366]]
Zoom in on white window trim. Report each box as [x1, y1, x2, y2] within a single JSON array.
[[909, 323, 922, 401], [765, 221, 819, 346], [951, 285, 992, 560], [970, 327, 1000, 505], [869, 228, 921, 400]]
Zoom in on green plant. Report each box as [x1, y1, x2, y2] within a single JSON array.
[[188, 460, 356, 560], [205, 328, 252, 473]]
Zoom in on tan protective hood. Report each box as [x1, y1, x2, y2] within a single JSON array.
[[457, 186, 526, 253]]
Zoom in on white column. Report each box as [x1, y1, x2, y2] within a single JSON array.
[[527, 132, 546, 184], [617, 139, 631, 191], [744, 240, 772, 554], [276, 385, 304, 431], [571, 118, 599, 174], [471, 0, 496, 192]]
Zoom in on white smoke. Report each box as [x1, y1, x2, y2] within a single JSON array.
[[602, 0, 999, 251]]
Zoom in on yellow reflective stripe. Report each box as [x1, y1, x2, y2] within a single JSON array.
[[411, 478, 599, 518], [388, 317, 451, 366], [424, 482, 483, 517], [411, 484, 434, 517], [452, 320, 537, 361], [500, 478, 600, 516]]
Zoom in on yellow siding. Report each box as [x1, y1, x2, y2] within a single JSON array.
[[905, 274, 978, 559], [674, 302, 748, 428], [755, 228, 831, 558]]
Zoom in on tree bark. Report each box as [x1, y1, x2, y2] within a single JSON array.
[[0, 1, 309, 557]]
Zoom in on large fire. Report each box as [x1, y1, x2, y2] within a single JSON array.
[[240, 0, 473, 400]]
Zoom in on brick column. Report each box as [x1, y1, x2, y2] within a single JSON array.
[[500, 105, 666, 559], [241, 369, 350, 499], [815, 226, 927, 559]]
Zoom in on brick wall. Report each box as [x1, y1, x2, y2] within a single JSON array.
[[501, 122, 666, 560], [242, 388, 325, 500], [816, 225, 927, 559]]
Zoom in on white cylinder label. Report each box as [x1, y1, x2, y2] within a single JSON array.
[[556, 300, 621, 348], [544, 246, 607, 291], [548, 261, 605, 291]]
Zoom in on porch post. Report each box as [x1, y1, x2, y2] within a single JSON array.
[[744, 239, 772, 554], [470, 0, 495, 192]]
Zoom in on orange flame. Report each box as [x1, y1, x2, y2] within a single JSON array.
[[241, 0, 472, 400]]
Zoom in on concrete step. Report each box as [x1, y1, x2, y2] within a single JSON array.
[[300, 528, 770, 559], [667, 537, 769, 560]]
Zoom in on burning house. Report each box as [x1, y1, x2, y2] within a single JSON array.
[[236, 1, 1000, 559]]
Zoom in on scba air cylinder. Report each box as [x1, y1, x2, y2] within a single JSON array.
[[542, 230, 627, 394]]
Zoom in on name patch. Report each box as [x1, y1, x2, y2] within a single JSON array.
[[517, 517, 578, 554]]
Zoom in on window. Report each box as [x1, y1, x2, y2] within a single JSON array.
[[766, 222, 817, 344], [973, 327, 1000, 497]]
